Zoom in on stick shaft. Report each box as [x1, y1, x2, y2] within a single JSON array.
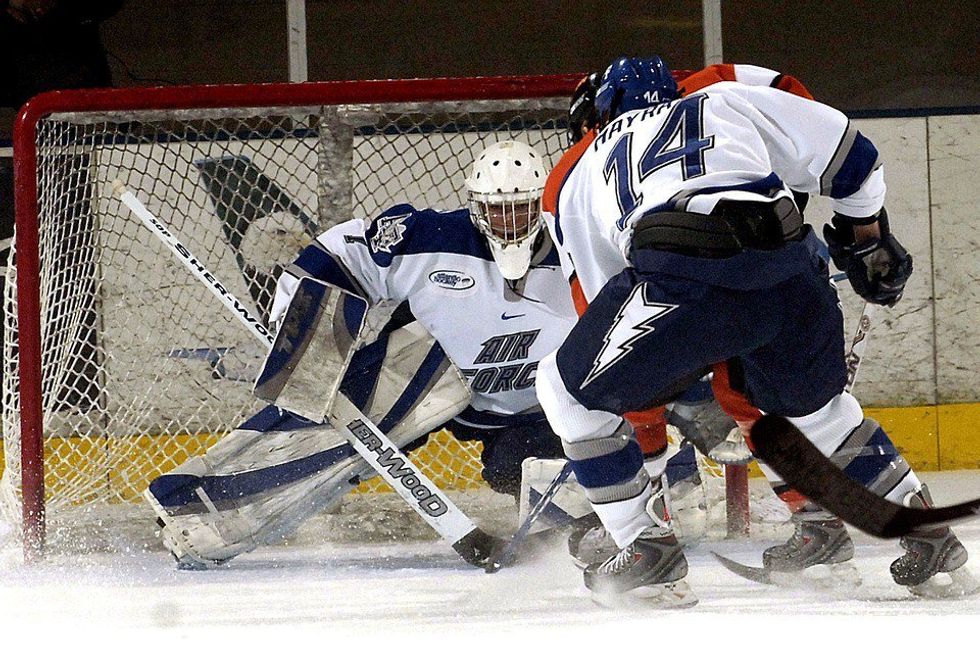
[[486, 461, 572, 572], [114, 181, 274, 348], [844, 302, 876, 393], [331, 393, 477, 543]]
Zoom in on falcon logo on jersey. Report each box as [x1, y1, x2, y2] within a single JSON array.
[[370, 212, 410, 254], [429, 270, 475, 291], [580, 284, 677, 389]]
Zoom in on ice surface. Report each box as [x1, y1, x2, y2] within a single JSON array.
[[1, 471, 978, 646]]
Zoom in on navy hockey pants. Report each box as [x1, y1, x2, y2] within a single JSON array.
[[555, 262, 847, 420]]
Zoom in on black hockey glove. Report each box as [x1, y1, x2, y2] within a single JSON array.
[[823, 208, 913, 307]]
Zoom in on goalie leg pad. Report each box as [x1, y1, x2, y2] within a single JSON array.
[[146, 407, 373, 567], [152, 291, 473, 567], [148, 314, 473, 567], [663, 441, 707, 542]]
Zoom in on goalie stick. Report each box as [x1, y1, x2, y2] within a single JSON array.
[[115, 182, 498, 567]]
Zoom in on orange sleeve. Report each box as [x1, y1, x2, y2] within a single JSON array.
[[544, 130, 595, 315], [677, 64, 737, 96], [626, 407, 669, 456], [770, 73, 814, 100], [679, 63, 814, 101], [542, 130, 594, 216], [568, 274, 589, 317], [710, 361, 762, 424]]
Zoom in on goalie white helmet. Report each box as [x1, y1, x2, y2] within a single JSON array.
[[465, 140, 547, 280]]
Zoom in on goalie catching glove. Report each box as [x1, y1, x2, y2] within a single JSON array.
[[823, 208, 913, 306]]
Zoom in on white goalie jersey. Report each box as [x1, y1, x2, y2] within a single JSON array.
[[271, 204, 579, 426]]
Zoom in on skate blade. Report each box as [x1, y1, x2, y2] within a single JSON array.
[[770, 561, 863, 592], [707, 429, 753, 465], [590, 579, 699, 609], [908, 567, 980, 599], [707, 441, 753, 465]]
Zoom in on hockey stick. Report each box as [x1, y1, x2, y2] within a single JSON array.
[[484, 461, 573, 574], [112, 180, 276, 347], [115, 182, 498, 567], [750, 415, 980, 538], [844, 302, 876, 393]]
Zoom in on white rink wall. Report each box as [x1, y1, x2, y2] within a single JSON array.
[[807, 112, 979, 407]]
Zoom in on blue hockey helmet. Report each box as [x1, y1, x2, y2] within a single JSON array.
[[594, 56, 678, 128]]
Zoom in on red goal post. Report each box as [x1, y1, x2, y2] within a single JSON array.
[[7, 71, 749, 560]]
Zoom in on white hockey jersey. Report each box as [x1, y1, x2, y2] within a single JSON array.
[[544, 82, 886, 303], [270, 205, 578, 427]]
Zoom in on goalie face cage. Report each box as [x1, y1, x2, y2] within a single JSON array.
[[6, 73, 747, 560]]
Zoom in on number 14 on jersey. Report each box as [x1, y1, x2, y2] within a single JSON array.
[[601, 95, 715, 227]]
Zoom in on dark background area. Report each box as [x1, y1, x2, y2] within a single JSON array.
[[2, 0, 979, 140]]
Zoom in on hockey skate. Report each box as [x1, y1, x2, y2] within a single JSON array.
[[568, 468, 707, 568], [889, 487, 978, 599], [760, 511, 860, 590], [583, 484, 697, 608]]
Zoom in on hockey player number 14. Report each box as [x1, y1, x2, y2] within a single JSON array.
[[601, 95, 715, 227]]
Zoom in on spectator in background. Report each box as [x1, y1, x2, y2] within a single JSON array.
[[1, 0, 123, 108]]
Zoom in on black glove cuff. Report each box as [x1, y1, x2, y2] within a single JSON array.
[[832, 208, 885, 226]]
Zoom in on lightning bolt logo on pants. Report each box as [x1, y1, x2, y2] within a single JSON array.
[[580, 284, 677, 389]]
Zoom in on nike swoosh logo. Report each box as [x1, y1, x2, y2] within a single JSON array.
[[501, 313, 526, 320]]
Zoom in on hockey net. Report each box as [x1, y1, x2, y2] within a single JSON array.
[[2, 75, 756, 558]]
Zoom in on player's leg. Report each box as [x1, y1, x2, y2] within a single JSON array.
[[764, 395, 969, 593], [567, 406, 710, 568], [537, 269, 777, 604], [736, 269, 970, 594]]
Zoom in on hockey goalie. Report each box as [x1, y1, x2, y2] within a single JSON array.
[[143, 141, 735, 570]]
